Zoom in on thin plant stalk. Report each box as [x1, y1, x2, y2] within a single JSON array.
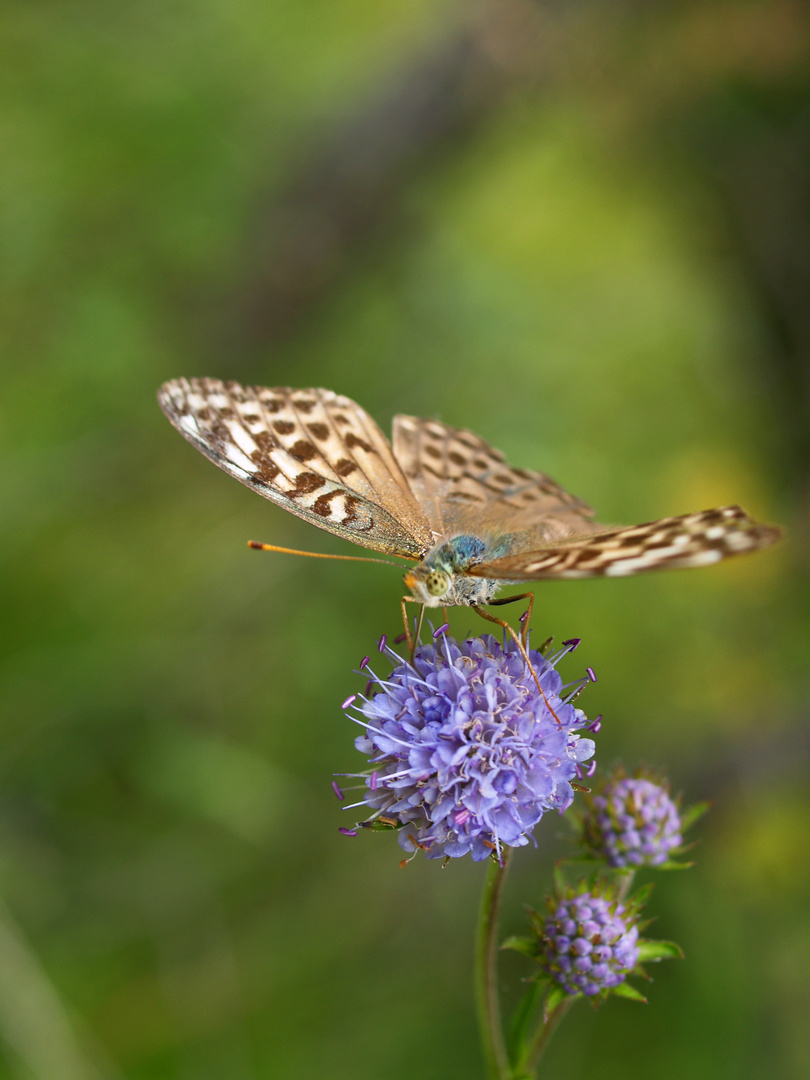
[[475, 849, 512, 1080], [514, 996, 576, 1077]]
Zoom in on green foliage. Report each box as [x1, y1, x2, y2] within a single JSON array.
[[0, 2, 807, 1079], [637, 941, 685, 963]]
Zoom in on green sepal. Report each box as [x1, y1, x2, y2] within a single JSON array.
[[629, 881, 655, 906], [526, 906, 545, 934], [610, 981, 648, 1004], [552, 862, 568, 895], [637, 939, 683, 962], [543, 983, 570, 1020], [507, 979, 546, 1063], [680, 801, 711, 830], [501, 935, 536, 957]]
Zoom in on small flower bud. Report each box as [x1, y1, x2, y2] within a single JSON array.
[[582, 768, 683, 868], [534, 884, 640, 997]]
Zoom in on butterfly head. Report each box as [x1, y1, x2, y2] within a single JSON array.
[[404, 535, 507, 608], [403, 565, 452, 607]]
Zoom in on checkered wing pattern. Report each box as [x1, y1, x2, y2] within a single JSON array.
[[467, 506, 781, 580], [391, 414, 596, 545], [158, 379, 433, 558]]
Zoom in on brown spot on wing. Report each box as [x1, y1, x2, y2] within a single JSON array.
[[345, 433, 375, 454], [290, 439, 318, 461], [343, 494, 361, 523], [250, 454, 280, 481], [254, 430, 276, 453], [257, 392, 282, 413], [312, 490, 342, 517], [290, 472, 326, 496]]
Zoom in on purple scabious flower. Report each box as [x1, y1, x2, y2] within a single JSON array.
[[535, 885, 640, 998], [583, 768, 682, 868], [342, 632, 596, 861]]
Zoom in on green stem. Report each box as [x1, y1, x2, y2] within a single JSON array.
[[475, 849, 512, 1080], [515, 996, 576, 1077]]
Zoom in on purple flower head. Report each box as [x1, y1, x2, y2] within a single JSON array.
[[583, 767, 682, 868], [534, 882, 641, 998], [342, 632, 596, 861]]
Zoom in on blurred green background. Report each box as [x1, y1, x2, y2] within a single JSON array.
[[1, 1, 808, 1077]]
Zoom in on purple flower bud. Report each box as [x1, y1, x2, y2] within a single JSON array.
[[582, 769, 683, 868], [535, 886, 641, 997]]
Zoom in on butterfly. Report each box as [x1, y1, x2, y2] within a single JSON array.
[[157, 378, 781, 618]]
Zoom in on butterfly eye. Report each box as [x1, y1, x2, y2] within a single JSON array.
[[426, 571, 450, 598]]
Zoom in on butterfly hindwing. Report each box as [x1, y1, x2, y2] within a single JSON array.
[[158, 379, 433, 558], [391, 414, 596, 542], [467, 506, 782, 581]]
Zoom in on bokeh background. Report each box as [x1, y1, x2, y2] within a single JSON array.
[[1, 1, 809, 1078]]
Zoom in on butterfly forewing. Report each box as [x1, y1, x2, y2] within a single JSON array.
[[158, 379, 434, 558], [467, 506, 782, 581], [391, 414, 596, 543]]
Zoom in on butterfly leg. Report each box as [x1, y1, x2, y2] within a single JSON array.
[[471, 602, 563, 726], [488, 591, 534, 648], [400, 596, 426, 659]]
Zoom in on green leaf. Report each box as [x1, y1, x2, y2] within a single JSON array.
[[680, 801, 711, 830], [543, 984, 570, 1020], [508, 979, 545, 1062], [655, 858, 695, 871], [611, 981, 648, 1003], [501, 935, 536, 957], [637, 939, 684, 962]]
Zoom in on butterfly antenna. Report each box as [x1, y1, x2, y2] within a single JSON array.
[[247, 541, 404, 568]]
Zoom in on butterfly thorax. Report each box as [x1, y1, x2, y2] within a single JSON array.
[[404, 534, 513, 608]]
